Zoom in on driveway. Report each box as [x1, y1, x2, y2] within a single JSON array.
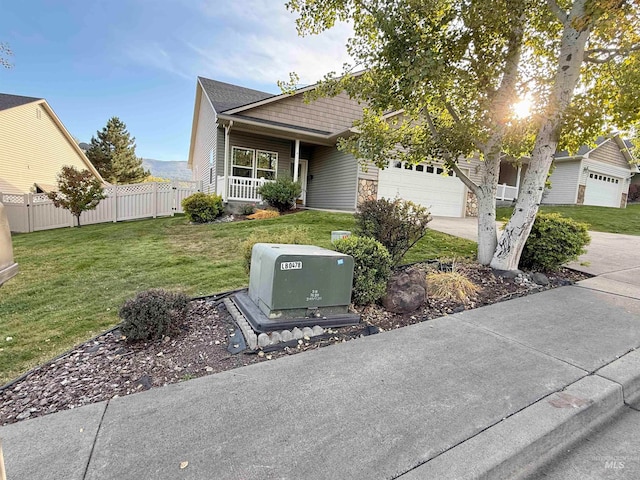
[[429, 216, 640, 298]]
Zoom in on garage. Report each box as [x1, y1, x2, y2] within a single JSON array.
[[584, 172, 622, 208], [377, 161, 466, 217]]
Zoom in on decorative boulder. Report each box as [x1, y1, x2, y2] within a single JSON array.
[[382, 268, 427, 313]]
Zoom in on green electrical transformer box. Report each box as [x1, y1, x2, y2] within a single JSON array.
[[248, 243, 355, 319]]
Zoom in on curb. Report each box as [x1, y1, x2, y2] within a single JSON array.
[[398, 374, 626, 479], [597, 348, 640, 410]]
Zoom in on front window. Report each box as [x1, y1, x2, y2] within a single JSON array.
[[232, 147, 278, 179]]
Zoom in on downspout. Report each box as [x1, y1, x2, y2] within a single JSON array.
[[223, 121, 233, 202]]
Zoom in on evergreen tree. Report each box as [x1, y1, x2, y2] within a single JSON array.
[[86, 117, 149, 184]]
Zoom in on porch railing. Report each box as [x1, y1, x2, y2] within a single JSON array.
[[497, 183, 518, 201], [218, 176, 275, 202]]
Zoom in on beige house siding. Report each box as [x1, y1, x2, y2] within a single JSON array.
[[542, 160, 582, 204], [191, 94, 218, 193], [589, 140, 632, 170], [0, 102, 97, 195], [306, 146, 358, 211], [240, 91, 363, 134]]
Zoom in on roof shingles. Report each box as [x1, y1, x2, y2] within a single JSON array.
[[0, 93, 41, 111], [198, 77, 273, 113]]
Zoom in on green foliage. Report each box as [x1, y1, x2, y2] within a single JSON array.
[[86, 117, 149, 184], [47, 166, 106, 227], [239, 203, 257, 215], [519, 213, 591, 271], [257, 176, 302, 212], [333, 236, 392, 305], [355, 198, 432, 265], [0, 41, 13, 69], [181, 193, 223, 223], [241, 226, 312, 273], [628, 184, 640, 202], [119, 289, 189, 342]]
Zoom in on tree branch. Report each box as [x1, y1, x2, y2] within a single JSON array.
[[424, 110, 480, 195], [546, 0, 568, 23], [584, 45, 640, 64]]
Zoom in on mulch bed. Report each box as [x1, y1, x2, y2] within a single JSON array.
[[0, 263, 588, 426]]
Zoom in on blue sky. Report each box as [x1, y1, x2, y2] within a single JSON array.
[[0, 0, 352, 161]]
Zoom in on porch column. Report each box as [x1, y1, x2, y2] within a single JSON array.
[[223, 121, 233, 202], [293, 139, 300, 182], [515, 165, 522, 193]]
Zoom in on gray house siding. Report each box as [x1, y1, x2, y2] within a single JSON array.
[[225, 130, 293, 178], [306, 146, 358, 211], [542, 160, 582, 204], [191, 94, 217, 193]]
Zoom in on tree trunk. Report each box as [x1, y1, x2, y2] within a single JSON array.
[[76, 214, 82, 228], [490, 0, 593, 271]]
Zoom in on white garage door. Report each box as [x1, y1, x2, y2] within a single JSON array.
[[584, 172, 622, 208], [377, 162, 466, 217]]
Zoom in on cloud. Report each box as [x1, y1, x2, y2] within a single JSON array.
[[122, 0, 354, 89]]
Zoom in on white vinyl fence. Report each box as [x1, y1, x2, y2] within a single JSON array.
[[1, 181, 202, 233]]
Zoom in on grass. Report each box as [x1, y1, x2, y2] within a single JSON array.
[[496, 204, 640, 235], [0, 210, 476, 383]]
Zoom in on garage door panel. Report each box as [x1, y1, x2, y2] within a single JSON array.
[[584, 172, 621, 208], [377, 165, 465, 217]]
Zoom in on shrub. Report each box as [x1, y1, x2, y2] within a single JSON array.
[[628, 184, 640, 202], [257, 176, 302, 212], [426, 271, 479, 303], [333, 236, 392, 305], [241, 226, 312, 273], [181, 193, 223, 223], [247, 209, 280, 220], [355, 198, 432, 265], [119, 289, 189, 342], [239, 203, 257, 215], [519, 213, 591, 271]]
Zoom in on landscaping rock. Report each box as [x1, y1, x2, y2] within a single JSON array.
[[292, 327, 304, 340], [493, 269, 524, 279], [280, 330, 293, 342], [311, 326, 324, 337], [383, 267, 427, 313], [269, 332, 282, 345], [532, 272, 550, 286], [257, 333, 270, 348]]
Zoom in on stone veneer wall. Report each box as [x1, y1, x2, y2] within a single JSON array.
[[357, 179, 378, 207], [466, 191, 478, 217], [577, 184, 585, 205]]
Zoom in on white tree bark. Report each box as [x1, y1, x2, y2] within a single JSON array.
[[491, 0, 593, 271]]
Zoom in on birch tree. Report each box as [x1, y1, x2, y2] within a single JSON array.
[[286, 0, 640, 269]]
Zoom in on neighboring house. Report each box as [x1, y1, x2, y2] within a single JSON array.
[[0, 93, 104, 195], [498, 135, 638, 208], [188, 77, 483, 217]]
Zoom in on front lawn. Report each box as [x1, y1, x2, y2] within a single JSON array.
[[496, 204, 640, 235], [0, 211, 476, 383]]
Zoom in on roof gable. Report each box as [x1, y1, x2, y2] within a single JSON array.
[[198, 77, 273, 113], [0, 93, 42, 111]]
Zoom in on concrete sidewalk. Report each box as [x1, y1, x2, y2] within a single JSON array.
[[2, 278, 640, 479]]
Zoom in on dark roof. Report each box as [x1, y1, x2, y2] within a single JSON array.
[[230, 114, 332, 136], [0, 93, 42, 111], [198, 77, 273, 113]]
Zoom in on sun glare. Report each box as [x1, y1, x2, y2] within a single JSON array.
[[512, 98, 533, 119]]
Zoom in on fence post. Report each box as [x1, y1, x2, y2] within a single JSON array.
[[113, 186, 118, 223], [171, 181, 177, 217], [26, 193, 34, 233], [152, 182, 158, 218]]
